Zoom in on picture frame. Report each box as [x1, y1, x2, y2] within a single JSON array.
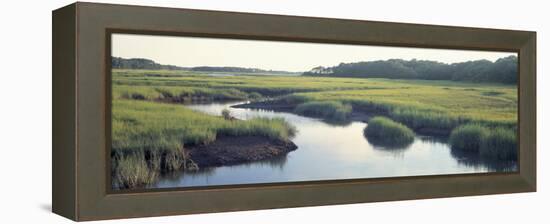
[[52, 2, 536, 221]]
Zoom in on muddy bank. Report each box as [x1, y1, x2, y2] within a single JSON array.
[[233, 100, 377, 123], [187, 135, 298, 168], [232, 100, 295, 111], [234, 101, 372, 122]]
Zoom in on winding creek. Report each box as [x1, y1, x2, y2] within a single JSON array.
[[152, 101, 517, 188]]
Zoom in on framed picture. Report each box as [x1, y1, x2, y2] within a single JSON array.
[[52, 2, 536, 221]]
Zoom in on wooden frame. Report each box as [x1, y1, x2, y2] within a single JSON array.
[[53, 2, 536, 221]]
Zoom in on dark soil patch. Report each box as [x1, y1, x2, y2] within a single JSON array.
[[187, 135, 298, 168], [231, 101, 296, 111]]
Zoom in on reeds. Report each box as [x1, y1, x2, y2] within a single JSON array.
[[364, 116, 415, 147]]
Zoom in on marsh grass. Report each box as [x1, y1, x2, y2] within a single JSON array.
[[111, 69, 519, 188], [449, 124, 517, 160], [294, 101, 352, 121], [389, 107, 462, 131], [116, 85, 251, 103], [281, 84, 516, 136], [113, 152, 158, 189], [364, 117, 415, 147], [113, 69, 517, 134], [449, 124, 488, 152], [113, 69, 517, 153], [480, 128, 517, 160], [113, 99, 296, 150], [112, 69, 382, 97], [112, 98, 297, 189]]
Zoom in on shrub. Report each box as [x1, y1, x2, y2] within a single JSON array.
[[364, 116, 414, 147], [449, 124, 489, 152], [294, 101, 352, 121]]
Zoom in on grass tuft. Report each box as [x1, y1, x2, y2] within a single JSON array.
[[449, 124, 517, 160], [364, 116, 415, 147], [294, 101, 352, 121], [449, 124, 488, 152], [113, 153, 158, 189], [480, 128, 517, 160]]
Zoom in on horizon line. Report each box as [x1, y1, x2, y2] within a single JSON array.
[[111, 55, 517, 73]]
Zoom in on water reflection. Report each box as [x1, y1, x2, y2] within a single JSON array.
[[417, 135, 449, 144], [364, 135, 414, 152], [156, 153, 290, 188], [151, 101, 517, 188], [450, 147, 517, 172], [319, 118, 354, 127], [368, 144, 411, 158]]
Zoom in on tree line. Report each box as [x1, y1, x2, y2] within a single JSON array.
[[112, 57, 297, 75], [111, 57, 187, 70], [190, 66, 296, 75], [303, 56, 517, 84]]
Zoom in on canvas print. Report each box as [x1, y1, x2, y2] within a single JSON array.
[[110, 33, 518, 190]]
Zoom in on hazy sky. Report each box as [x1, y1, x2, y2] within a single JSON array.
[[112, 33, 516, 72]]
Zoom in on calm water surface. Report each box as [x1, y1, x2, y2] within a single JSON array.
[[153, 101, 516, 188]]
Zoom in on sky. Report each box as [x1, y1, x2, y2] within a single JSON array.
[[112, 33, 516, 72]]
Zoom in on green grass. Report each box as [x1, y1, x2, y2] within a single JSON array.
[[294, 101, 352, 121], [111, 69, 519, 187], [274, 83, 517, 137], [449, 124, 488, 152], [113, 99, 296, 153], [111, 97, 296, 189], [364, 117, 415, 147], [115, 85, 252, 102], [449, 124, 517, 160], [113, 68, 517, 145], [113, 69, 517, 130], [112, 152, 158, 189], [480, 128, 517, 160], [112, 69, 392, 98]]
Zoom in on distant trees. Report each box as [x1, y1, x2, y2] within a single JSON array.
[[309, 66, 333, 74], [112, 57, 187, 70], [112, 55, 517, 84], [486, 56, 518, 83], [111, 57, 298, 75], [112, 57, 158, 69], [191, 66, 265, 73], [303, 56, 518, 84], [190, 66, 296, 75]]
